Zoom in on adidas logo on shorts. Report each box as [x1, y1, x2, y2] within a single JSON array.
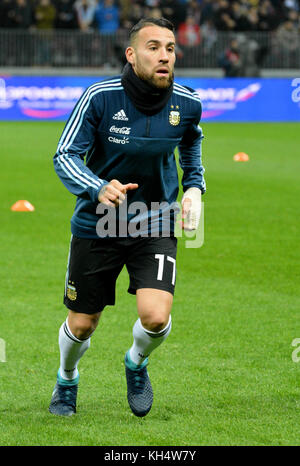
[[113, 109, 128, 121]]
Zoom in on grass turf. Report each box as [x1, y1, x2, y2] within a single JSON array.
[[0, 121, 299, 446]]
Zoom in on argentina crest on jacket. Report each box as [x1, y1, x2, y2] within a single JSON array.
[[169, 105, 180, 126]]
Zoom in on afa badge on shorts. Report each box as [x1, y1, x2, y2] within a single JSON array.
[[67, 281, 77, 301], [169, 105, 180, 126]]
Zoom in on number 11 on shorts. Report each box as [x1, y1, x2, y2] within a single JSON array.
[[155, 254, 176, 286]]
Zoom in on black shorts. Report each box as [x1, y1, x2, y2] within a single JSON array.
[[64, 235, 177, 314]]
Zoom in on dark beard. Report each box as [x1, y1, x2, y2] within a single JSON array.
[[138, 70, 174, 89]]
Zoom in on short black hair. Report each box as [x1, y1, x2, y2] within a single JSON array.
[[129, 17, 175, 45]]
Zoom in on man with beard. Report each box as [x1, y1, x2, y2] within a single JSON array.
[[49, 17, 206, 418]]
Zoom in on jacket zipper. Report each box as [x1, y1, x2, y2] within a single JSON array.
[[145, 117, 151, 137]]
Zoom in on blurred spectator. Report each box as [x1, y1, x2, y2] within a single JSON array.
[[143, 4, 160, 18], [177, 15, 201, 46], [275, 19, 299, 65], [144, 0, 160, 7], [160, 0, 186, 30], [94, 0, 119, 35], [236, 33, 268, 75], [121, 1, 144, 30], [149, 7, 164, 19], [240, 0, 253, 8], [286, 8, 300, 26], [9, 0, 32, 29], [214, 0, 236, 31], [247, 6, 259, 30], [93, 0, 120, 69], [218, 33, 268, 76], [31, 0, 57, 66], [33, 0, 56, 29], [284, 0, 299, 11], [185, 0, 201, 24], [199, 0, 214, 25], [230, 1, 253, 31], [218, 37, 243, 76], [0, 0, 21, 28], [74, 0, 96, 31], [257, 0, 280, 30], [118, 0, 131, 29], [177, 15, 202, 67], [201, 18, 217, 54], [54, 0, 78, 29]]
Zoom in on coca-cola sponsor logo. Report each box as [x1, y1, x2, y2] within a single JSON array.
[[109, 125, 131, 135]]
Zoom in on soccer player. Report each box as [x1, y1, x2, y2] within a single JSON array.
[[49, 17, 206, 417]]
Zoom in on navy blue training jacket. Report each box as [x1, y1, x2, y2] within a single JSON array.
[[53, 76, 206, 238]]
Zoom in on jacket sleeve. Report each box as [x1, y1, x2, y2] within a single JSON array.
[[178, 97, 206, 194], [53, 85, 108, 203]]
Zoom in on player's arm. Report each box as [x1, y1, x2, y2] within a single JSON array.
[[53, 86, 108, 203], [178, 101, 205, 230]]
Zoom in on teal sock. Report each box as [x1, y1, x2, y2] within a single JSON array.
[[57, 369, 79, 386], [125, 351, 148, 370]]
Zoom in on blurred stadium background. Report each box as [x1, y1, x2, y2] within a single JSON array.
[[1, 0, 300, 447], [1, 0, 299, 120], [0, 0, 300, 72]]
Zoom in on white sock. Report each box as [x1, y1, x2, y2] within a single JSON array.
[[129, 316, 172, 365], [58, 318, 91, 381]]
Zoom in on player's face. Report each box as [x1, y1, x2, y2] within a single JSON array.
[[126, 25, 176, 89]]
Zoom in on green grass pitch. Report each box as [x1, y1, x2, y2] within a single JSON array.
[[0, 121, 299, 446]]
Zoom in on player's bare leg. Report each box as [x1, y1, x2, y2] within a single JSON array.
[[136, 288, 172, 331]]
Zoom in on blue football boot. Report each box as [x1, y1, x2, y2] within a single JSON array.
[[124, 351, 153, 417], [49, 371, 79, 416]]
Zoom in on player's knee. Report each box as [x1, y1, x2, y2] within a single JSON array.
[[68, 312, 101, 340], [137, 289, 173, 332], [74, 322, 95, 340], [141, 311, 170, 332]]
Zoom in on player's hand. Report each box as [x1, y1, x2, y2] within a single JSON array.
[[181, 187, 202, 231], [98, 179, 138, 207]]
